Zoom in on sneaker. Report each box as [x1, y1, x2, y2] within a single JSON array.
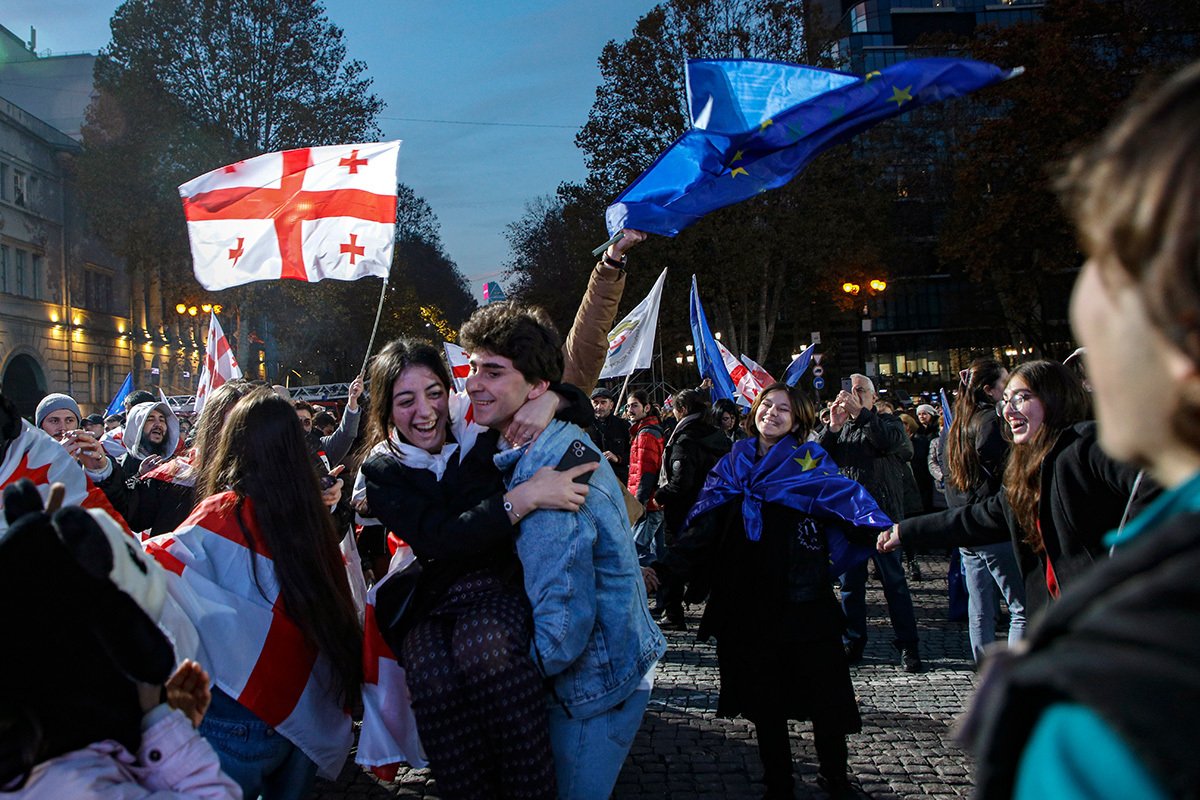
[[844, 639, 865, 664], [659, 615, 687, 632], [900, 646, 922, 673]]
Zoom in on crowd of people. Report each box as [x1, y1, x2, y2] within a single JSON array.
[[2, 61, 1198, 800]]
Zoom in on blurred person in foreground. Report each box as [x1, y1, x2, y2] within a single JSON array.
[[955, 62, 1200, 799]]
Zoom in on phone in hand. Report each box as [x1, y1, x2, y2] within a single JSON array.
[[319, 473, 338, 491], [841, 378, 854, 393], [555, 439, 601, 484]]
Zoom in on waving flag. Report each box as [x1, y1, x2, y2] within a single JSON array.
[[0, 420, 131, 535], [105, 372, 133, 417], [783, 342, 817, 386], [740, 353, 776, 388], [482, 281, 507, 304], [689, 276, 737, 403], [443, 342, 471, 393], [180, 141, 401, 290], [716, 340, 762, 406], [144, 493, 354, 780], [606, 58, 1017, 236], [599, 268, 668, 379], [194, 312, 242, 415], [939, 387, 954, 434]]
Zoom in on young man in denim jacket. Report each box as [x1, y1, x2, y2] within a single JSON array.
[[459, 303, 666, 799]]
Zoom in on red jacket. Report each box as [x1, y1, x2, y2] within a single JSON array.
[[627, 415, 664, 510]]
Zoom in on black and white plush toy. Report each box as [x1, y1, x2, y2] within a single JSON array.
[[0, 478, 176, 787]]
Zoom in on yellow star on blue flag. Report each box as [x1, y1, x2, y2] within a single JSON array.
[[888, 85, 914, 106], [795, 451, 823, 471]]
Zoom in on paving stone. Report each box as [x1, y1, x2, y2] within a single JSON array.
[[309, 554, 979, 798]]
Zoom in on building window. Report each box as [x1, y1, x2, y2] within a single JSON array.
[[12, 171, 27, 207], [30, 253, 42, 300], [14, 249, 24, 295], [0, 164, 6, 201], [0, 245, 7, 293], [84, 266, 115, 312]]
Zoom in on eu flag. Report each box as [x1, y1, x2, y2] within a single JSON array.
[[606, 57, 1018, 236], [689, 275, 738, 403]]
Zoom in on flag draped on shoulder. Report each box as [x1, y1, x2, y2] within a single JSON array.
[[443, 342, 470, 393], [143, 492, 353, 780], [194, 312, 242, 415], [685, 437, 891, 575], [180, 141, 401, 290], [689, 276, 737, 403], [0, 421, 131, 535], [606, 58, 1017, 237], [599, 268, 668, 380]]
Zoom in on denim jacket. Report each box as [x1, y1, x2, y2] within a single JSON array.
[[495, 420, 666, 719]]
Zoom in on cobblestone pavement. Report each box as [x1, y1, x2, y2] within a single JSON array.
[[312, 553, 986, 799]]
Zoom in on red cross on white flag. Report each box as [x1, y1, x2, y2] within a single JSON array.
[[179, 141, 402, 291], [194, 311, 243, 415]]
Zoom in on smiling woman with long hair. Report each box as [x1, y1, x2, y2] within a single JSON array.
[[146, 388, 362, 798], [881, 359, 1152, 615]]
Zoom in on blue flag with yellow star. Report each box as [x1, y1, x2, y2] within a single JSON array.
[[606, 57, 1017, 236], [684, 437, 891, 575]]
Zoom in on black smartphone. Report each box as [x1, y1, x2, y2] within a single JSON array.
[[841, 378, 853, 393], [555, 439, 601, 484], [319, 473, 338, 491]]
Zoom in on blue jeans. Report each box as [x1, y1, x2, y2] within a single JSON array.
[[547, 688, 650, 799], [839, 550, 919, 649], [200, 689, 318, 800], [633, 510, 664, 566], [961, 543, 1027, 661]]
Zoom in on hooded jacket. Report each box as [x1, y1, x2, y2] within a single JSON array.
[[117, 402, 181, 480]]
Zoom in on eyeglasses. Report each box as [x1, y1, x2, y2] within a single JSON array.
[[996, 391, 1038, 417]]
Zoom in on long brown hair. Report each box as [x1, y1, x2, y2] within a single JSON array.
[[1000, 361, 1092, 551], [202, 389, 362, 705], [191, 379, 252, 493], [946, 358, 1007, 493]]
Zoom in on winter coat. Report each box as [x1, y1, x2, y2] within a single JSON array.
[[656, 415, 730, 537], [626, 415, 663, 509], [587, 412, 631, 485], [899, 422, 1157, 614], [817, 407, 913, 521], [943, 404, 1008, 509]]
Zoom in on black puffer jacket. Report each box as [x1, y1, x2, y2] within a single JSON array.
[[817, 408, 913, 522], [899, 422, 1157, 614], [656, 414, 730, 537]]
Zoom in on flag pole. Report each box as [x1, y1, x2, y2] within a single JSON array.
[[359, 278, 389, 377], [617, 370, 634, 407], [591, 231, 624, 258]]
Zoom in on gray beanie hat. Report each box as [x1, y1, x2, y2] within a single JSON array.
[[35, 393, 82, 429], [916, 403, 936, 417]]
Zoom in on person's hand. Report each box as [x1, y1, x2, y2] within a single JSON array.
[[347, 374, 365, 412], [699, 377, 713, 390], [521, 463, 597, 511], [837, 388, 863, 419], [321, 465, 345, 507], [877, 524, 901, 553], [607, 228, 647, 261], [505, 390, 558, 448], [60, 430, 108, 471], [602, 450, 619, 464], [829, 403, 849, 431], [164, 659, 212, 728], [642, 566, 660, 593], [137, 454, 165, 477]]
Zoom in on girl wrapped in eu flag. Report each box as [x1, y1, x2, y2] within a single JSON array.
[[645, 382, 892, 799]]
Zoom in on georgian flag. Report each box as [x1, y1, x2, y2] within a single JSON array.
[[739, 353, 776, 389], [144, 493, 354, 780], [443, 341, 471, 393], [194, 312, 242, 415], [357, 546, 427, 780], [716, 340, 764, 406], [0, 420, 131, 535], [180, 142, 401, 291]]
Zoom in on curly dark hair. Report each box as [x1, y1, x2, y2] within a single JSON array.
[[458, 302, 563, 385]]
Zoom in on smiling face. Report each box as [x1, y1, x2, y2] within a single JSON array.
[[465, 350, 545, 431], [754, 389, 796, 446], [391, 364, 449, 453], [41, 410, 80, 439], [1001, 376, 1045, 445]]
